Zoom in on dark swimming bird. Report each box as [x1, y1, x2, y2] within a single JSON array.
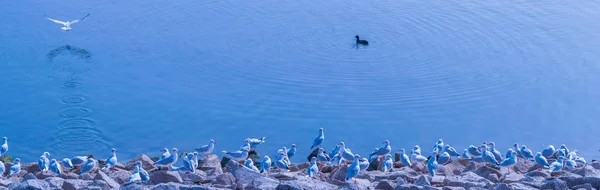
[[355, 35, 369, 45]]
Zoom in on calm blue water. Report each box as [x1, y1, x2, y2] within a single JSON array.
[[1, 1, 600, 162]]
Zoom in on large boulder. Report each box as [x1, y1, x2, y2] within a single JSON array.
[[8, 179, 49, 190], [108, 170, 132, 184], [44, 177, 64, 189], [573, 166, 600, 177], [179, 170, 209, 183], [21, 162, 40, 173], [540, 178, 569, 190], [22, 173, 37, 181], [95, 171, 120, 189], [330, 165, 348, 181], [34, 171, 57, 179], [558, 176, 600, 189], [214, 173, 235, 186], [245, 177, 279, 190], [120, 181, 148, 190], [473, 166, 502, 180], [339, 178, 372, 190], [415, 175, 431, 186], [489, 183, 538, 190], [149, 170, 183, 184], [276, 177, 338, 190], [125, 154, 155, 171], [226, 160, 262, 185], [443, 172, 493, 189], [199, 155, 221, 171], [61, 179, 110, 190], [374, 180, 396, 190], [58, 172, 79, 179]]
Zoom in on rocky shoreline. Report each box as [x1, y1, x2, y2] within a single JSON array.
[[1, 153, 600, 190]]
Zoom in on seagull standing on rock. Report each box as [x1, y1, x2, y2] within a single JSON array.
[[481, 145, 499, 165], [275, 152, 290, 173], [398, 149, 412, 167], [542, 145, 556, 158], [287, 144, 297, 159], [412, 145, 422, 155], [427, 152, 438, 176], [337, 142, 355, 163], [0, 137, 8, 157], [549, 156, 564, 172], [260, 156, 271, 174], [307, 157, 319, 177], [155, 148, 179, 170], [45, 13, 90, 31], [61, 158, 74, 171], [461, 149, 471, 159], [520, 145, 534, 164], [498, 151, 517, 173], [345, 154, 361, 182], [444, 145, 460, 157], [358, 157, 369, 171], [487, 142, 503, 162], [71, 156, 88, 169], [382, 154, 393, 173], [49, 159, 62, 175], [243, 159, 259, 172], [38, 152, 50, 172], [437, 152, 451, 165], [137, 161, 149, 181], [160, 148, 171, 160], [311, 128, 325, 149], [369, 140, 391, 160], [9, 158, 21, 177], [103, 148, 118, 171], [317, 148, 330, 163], [195, 139, 216, 158], [222, 148, 249, 163], [128, 165, 141, 182], [183, 154, 196, 173], [467, 145, 482, 157], [80, 157, 96, 175], [534, 152, 550, 169]]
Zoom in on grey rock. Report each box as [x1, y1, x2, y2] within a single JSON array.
[[395, 177, 407, 186], [149, 170, 183, 184], [375, 180, 396, 190], [33, 171, 57, 179], [125, 154, 155, 171], [198, 155, 221, 171], [431, 176, 445, 186], [148, 182, 214, 190], [120, 181, 148, 190], [270, 173, 297, 181], [62, 179, 94, 190], [441, 187, 465, 190], [394, 184, 440, 190], [330, 165, 348, 181], [44, 177, 64, 188], [355, 173, 374, 182], [500, 172, 524, 183], [95, 171, 120, 189], [574, 166, 600, 177], [0, 178, 16, 187], [526, 170, 550, 178], [520, 175, 546, 189], [226, 160, 262, 185], [22, 162, 40, 173], [592, 161, 600, 170], [489, 183, 538, 190], [8, 179, 49, 190], [214, 173, 235, 186], [473, 166, 502, 179], [559, 176, 600, 189], [108, 170, 133, 184], [339, 178, 371, 190], [540, 178, 568, 190], [22, 173, 37, 181], [179, 170, 209, 183], [415, 175, 430, 186], [572, 183, 595, 190], [59, 172, 80, 179], [245, 177, 279, 190], [80, 172, 96, 180], [486, 173, 499, 183], [443, 172, 492, 189]]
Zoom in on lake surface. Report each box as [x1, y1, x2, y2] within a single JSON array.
[[1, 0, 599, 162]]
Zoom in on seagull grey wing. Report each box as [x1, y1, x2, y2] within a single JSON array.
[[70, 13, 90, 24], [45, 16, 67, 25]]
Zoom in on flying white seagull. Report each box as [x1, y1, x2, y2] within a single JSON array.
[[45, 13, 90, 31]]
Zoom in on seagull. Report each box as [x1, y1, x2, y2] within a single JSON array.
[[337, 142, 355, 162], [369, 140, 392, 159], [412, 145, 422, 155], [287, 144, 297, 159], [71, 156, 88, 167], [328, 154, 342, 167], [247, 137, 266, 150], [45, 13, 90, 31], [103, 148, 118, 170], [49, 159, 62, 175], [461, 149, 471, 159], [549, 156, 564, 172], [513, 143, 524, 158], [240, 139, 252, 151], [345, 154, 361, 182], [275, 153, 289, 173], [136, 161, 149, 181], [358, 157, 369, 171], [80, 158, 96, 174], [534, 152, 550, 169], [9, 158, 21, 177], [182, 154, 195, 173], [487, 142, 503, 162], [481, 145, 499, 165], [0, 160, 5, 178], [154, 148, 179, 170], [505, 149, 515, 159], [61, 158, 74, 171], [160, 148, 171, 160], [38, 152, 51, 172], [195, 139, 216, 158], [427, 152, 438, 176], [444, 145, 460, 157], [222, 148, 249, 162], [329, 145, 340, 159], [243, 159, 259, 172], [498, 151, 518, 173], [565, 159, 578, 170], [542, 145, 556, 159], [316, 148, 330, 163], [437, 152, 451, 165], [433, 139, 444, 153], [520, 145, 534, 164], [559, 144, 570, 156], [398, 149, 412, 167], [128, 165, 141, 182], [0, 137, 7, 157], [311, 128, 325, 149], [410, 153, 427, 163], [307, 157, 319, 177], [260, 156, 271, 174], [467, 145, 482, 157], [382, 154, 393, 173]]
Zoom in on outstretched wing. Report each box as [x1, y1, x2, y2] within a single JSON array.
[[70, 13, 90, 24], [45, 15, 67, 25]]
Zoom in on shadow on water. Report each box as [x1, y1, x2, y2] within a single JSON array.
[[45, 45, 108, 153]]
